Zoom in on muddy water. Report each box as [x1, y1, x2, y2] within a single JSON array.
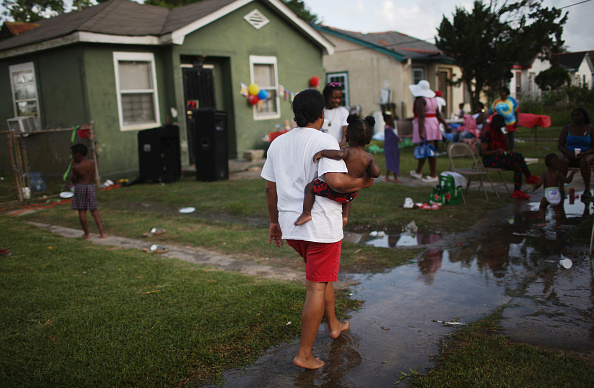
[[219, 194, 594, 387]]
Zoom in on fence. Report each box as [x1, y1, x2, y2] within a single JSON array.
[[0, 122, 99, 202]]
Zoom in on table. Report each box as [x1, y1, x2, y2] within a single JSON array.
[[518, 113, 551, 146]]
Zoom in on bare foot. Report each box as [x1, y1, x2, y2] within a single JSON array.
[[538, 223, 546, 227], [83, 234, 91, 239], [293, 355, 325, 369], [329, 320, 349, 339], [294, 214, 312, 226], [100, 234, 108, 238]]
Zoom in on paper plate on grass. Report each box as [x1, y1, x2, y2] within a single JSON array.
[[59, 191, 74, 199], [178, 207, 196, 213]]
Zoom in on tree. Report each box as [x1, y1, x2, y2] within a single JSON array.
[[436, 0, 567, 109], [1, 0, 64, 22], [535, 64, 570, 91]]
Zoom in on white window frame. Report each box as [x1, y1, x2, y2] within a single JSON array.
[[325, 72, 349, 107], [249, 55, 280, 120], [113, 52, 161, 131], [412, 67, 425, 85], [9, 62, 41, 125]]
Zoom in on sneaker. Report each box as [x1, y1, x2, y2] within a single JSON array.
[[525, 175, 539, 184], [410, 170, 422, 180], [421, 176, 439, 183], [512, 190, 530, 199]]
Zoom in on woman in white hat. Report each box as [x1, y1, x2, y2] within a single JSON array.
[[409, 80, 449, 182]]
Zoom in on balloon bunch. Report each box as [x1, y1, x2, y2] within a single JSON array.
[[247, 83, 269, 105]]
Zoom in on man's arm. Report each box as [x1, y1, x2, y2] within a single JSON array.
[[265, 180, 283, 247], [324, 172, 373, 193]]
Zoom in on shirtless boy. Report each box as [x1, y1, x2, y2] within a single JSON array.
[[70, 143, 107, 238], [295, 114, 381, 227], [532, 153, 576, 229]]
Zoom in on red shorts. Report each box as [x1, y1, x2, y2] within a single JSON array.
[[287, 239, 342, 282], [312, 179, 358, 204]]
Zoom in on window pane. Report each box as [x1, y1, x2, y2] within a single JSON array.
[[259, 88, 277, 113], [254, 64, 274, 86], [119, 61, 152, 90], [122, 93, 155, 124], [12, 69, 34, 85], [16, 101, 37, 116]]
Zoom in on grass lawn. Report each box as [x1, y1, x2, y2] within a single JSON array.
[[2, 126, 593, 385]]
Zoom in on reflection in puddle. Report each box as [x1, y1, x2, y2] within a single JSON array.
[[221, 194, 594, 387], [364, 232, 442, 247]]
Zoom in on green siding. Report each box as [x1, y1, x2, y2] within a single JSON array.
[[0, 0, 325, 177]]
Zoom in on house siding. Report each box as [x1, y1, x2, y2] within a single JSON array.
[[0, 0, 327, 178]]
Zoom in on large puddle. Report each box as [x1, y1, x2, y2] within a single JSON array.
[[218, 193, 594, 387]]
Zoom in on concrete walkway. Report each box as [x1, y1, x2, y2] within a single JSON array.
[[28, 222, 304, 283]]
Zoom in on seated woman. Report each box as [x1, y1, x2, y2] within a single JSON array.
[[480, 114, 539, 199], [558, 107, 594, 199]]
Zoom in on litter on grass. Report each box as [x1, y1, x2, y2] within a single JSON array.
[[179, 207, 196, 213]]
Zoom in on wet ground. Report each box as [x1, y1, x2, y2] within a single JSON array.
[[219, 190, 594, 387]]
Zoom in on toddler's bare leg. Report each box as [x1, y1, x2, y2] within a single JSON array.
[[553, 205, 563, 229], [78, 210, 90, 238], [90, 210, 107, 237], [295, 181, 315, 226]]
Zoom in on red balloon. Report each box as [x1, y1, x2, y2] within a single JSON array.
[[309, 76, 320, 87], [248, 94, 260, 105]]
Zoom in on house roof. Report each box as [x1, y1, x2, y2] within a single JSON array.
[[314, 25, 451, 64], [0, 0, 333, 58], [556, 51, 593, 71]]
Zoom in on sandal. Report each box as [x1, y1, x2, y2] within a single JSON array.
[[143, 228, 167, 237], [142, 244, 169, 254]]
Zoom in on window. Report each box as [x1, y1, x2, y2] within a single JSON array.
[[325, 72, 349, 106], [515, 72, 522, 95], [412, 67, 425, 85], [249, 56, 280, 120], [9, 62, 40, 123], [113, 52, 160, 130]]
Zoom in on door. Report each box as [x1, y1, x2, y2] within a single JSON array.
[[183, 66, 215, 164], [437, 71, 449, 117]]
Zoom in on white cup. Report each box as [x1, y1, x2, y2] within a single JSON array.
[[575, 148, 581, 156], [559, 258, 573, 269]]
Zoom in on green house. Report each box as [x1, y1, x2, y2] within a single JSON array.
[[0, 0, 333, 179]]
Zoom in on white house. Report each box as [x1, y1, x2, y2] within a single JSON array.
[[557, 51, 594, 89]]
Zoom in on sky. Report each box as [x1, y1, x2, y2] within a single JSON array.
[[302, 0, 594, 53]]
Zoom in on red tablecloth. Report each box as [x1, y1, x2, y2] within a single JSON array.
[[264, 129, 290, 142], [518, 113, 551, 128]]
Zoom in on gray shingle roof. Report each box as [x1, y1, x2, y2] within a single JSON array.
[[556, 51, 588, 71], [0, 0, 239, 51]]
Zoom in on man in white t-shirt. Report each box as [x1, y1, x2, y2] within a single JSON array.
[[261, 89, 373, 369]]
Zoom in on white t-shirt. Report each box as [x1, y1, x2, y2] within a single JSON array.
[[261, 127, 348, 243], [323, 106, 349, 143]]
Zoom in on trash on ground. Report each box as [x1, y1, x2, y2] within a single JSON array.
[[559, 258, 572, 269], [403, 197, 414, 208], [0, 249, 11, 256], [59, 191, 74, 199], [142, 245, 169, 254], [436, 320, 466, 326], [369, 231, 386, 238], [404, 221, 418, 234], [143, 228, 167, 237], [101, 179, 115, 188], [178, 207, 196, 213]]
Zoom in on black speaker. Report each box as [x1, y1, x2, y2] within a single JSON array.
[[138, 125, 181, 183], [192, 108, 228, 181]]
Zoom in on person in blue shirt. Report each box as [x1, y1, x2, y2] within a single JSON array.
[[490, 86, 519, 151]]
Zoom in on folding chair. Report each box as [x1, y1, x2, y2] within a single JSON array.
[[473, 142, 510, 194], [447, 142, 494, 203]]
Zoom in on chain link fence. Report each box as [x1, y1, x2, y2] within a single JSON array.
[[0, 124, 99, 202]]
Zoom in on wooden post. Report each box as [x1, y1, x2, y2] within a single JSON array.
[[7, 131, 23, 202]]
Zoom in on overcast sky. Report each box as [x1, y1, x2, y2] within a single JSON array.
[[303, 0, 594, 52]]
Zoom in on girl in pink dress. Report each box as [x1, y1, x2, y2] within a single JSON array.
[[409, 80, 450, 183]]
